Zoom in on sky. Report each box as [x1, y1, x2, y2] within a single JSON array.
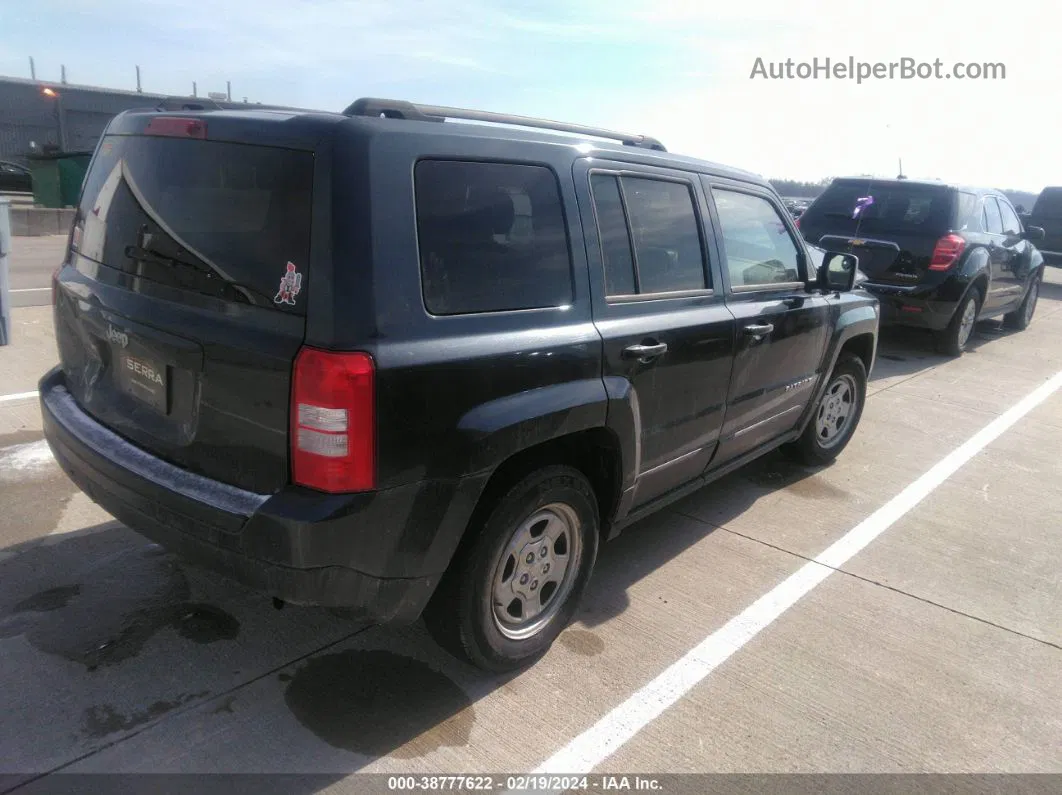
[[2, 0, 1059, 192]]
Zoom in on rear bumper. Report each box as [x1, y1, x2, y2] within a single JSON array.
[[40, 368, 483, 620], [862, 282, 955, 331]]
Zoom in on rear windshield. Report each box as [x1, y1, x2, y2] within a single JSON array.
[[801, 181, 953, 237], [75, 134, 313, 313], [1032, 188, 1062, 219]]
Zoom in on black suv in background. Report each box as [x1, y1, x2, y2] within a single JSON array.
[[798, 178, 1045, 355], [1025, 187, 1062, 265], [40, 99, 877, 671]]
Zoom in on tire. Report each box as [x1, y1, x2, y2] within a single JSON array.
[[936, 288, 981, 356], [1004, 270, 1041, 330], [785, 354, 867, 466], [423, 465, 599, 672]]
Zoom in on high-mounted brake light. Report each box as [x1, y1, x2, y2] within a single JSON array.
[[291, 347, 376, 493], [144, 116, 207, 139], [929, 234, 966, 271]]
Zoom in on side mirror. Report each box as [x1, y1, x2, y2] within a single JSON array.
[[817, 251, 859, 293], [1023, 225, 1046, 242]]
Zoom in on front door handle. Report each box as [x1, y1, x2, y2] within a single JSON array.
[[743, 323, 774, 337], [623, 342, 668, 362]]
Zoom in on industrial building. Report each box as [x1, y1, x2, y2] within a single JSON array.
[[0, 74, 293, 164]]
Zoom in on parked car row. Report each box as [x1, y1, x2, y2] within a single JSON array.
[[36, 99, 1043, 672], [797, 178, 1045, 355]]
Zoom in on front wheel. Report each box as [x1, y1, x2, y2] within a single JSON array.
[[423, 466, 599, 672], [785, 354, 867, 466]]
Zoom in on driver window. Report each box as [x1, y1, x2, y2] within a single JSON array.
[[713, 189, 801, 288]]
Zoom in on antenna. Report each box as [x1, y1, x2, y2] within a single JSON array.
[[897, 158, 906, 180]]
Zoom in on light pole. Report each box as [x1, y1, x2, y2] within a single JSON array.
[[41, 87, 68, 152]]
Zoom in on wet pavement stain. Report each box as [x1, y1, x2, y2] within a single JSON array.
[[560, 628, 605, 657], [14, 585, 81, 612], [0, 529, 240, 670], [174, 604, 240, 644], [82, 691, 209, 739], [284, 650, 474, 758]]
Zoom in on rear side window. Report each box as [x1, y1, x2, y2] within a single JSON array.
[[983, 197, 1004, 234], [588, 173, 708, 297], [713, 189, 801, 288], [997, 199, 1022, 235], [800, 181, 952, 237], [415, 160, 572, 315], [954, 191, 980, 231], [589, 174, 636, 295], [76, 134, 313, 313]]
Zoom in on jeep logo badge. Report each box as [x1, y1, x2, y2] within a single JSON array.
[[106, 324, 129, 348]]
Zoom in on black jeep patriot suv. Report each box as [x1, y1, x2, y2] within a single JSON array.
[[40, 98, 878, 671]]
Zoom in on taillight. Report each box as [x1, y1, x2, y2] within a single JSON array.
[[929, 234, 966, 271], [144, 116, 207, 139], [291, 347, 375, 493]]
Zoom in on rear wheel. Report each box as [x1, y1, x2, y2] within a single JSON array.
[[937, 288, 980, 356], [1004, 270, 1041, 330], [423, 466, 599, 672], [785, 354, 867, 466]]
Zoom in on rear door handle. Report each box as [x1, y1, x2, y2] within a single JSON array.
[[743, 323, 774, 337], [622, 342, 668, 362]]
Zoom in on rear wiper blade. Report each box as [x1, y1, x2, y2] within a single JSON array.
[[125, 243, 210, 275], [124, 244, 276, 307]]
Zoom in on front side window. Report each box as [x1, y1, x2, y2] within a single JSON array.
[[713, 189, 801, 288], [415, 160, 573, 315]]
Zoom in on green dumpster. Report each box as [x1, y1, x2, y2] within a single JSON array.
[[26, 151, 93, 208]]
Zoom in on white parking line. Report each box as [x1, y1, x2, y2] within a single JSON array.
[[532, 370, 1062, 778], [10, 287, 50, 293], [0, 390, 39, 404]]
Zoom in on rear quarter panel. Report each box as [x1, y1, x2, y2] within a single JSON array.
[[329, 123, 607, 489]]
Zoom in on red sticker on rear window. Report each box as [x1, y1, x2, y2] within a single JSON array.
[[274, 261, 303, 306]]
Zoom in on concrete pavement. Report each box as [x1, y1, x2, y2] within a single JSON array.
[[0, 268, 1060, 788], [3, 235, 65, 308]]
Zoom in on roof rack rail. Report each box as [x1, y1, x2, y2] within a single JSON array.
[[342, 97, 666, 151], [154, 96, 225, 111]]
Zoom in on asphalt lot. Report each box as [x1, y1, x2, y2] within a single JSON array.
[[1, 237, 1061, 792]]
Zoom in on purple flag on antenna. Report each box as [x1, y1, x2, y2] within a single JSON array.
[[852, 196, 874, 219]]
